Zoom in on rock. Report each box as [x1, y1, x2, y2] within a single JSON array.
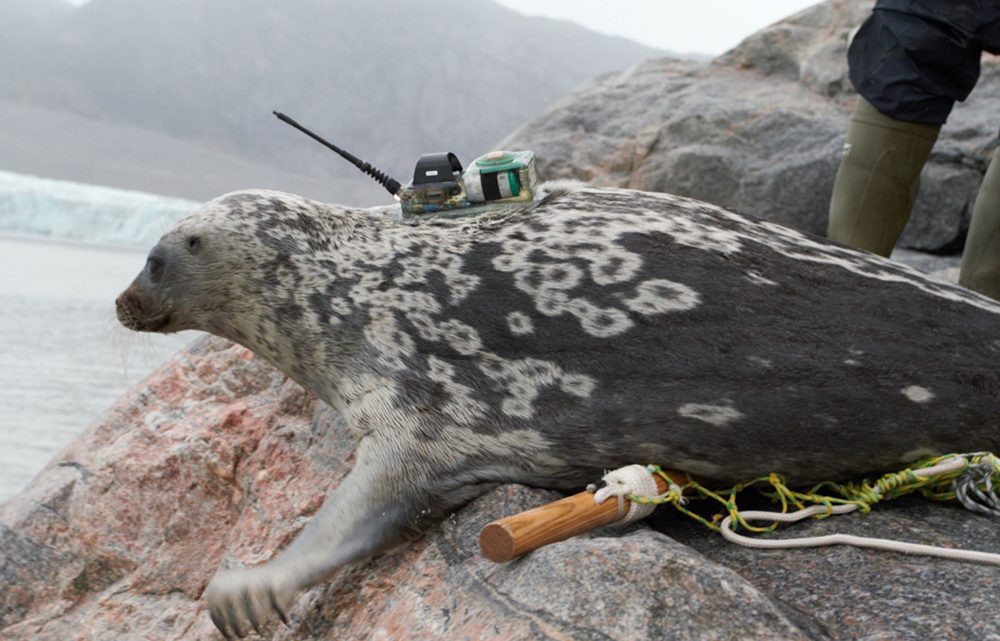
[[0, 336, 339, 639], [0, 337, 809, 641], [713, 0, 872, 96], [294, 485, 814, 641], [892, 248, 962, 284], [499, 0, 1000, 253], [3, 334, 999, 640], [663, 497, 1000, 641]]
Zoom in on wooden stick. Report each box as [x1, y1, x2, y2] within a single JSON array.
[[479, 469, 687, 563]]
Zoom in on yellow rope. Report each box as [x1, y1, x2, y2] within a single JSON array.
[[627, 453, 1000, 533]]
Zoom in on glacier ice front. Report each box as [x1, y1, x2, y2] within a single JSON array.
[[0, 170, 199, 247]]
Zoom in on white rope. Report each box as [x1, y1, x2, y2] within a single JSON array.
[[592, 464, 660, 524], [718, 505, 1000, 565], [717, 456, 1000, 565]]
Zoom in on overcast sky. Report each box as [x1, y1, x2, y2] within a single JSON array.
[[493, 0, 823, 55], [62, 0, 826, 57]]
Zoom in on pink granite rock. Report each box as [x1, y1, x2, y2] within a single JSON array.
[[0, 337, 349, 639], [0, 337, 815, 641]]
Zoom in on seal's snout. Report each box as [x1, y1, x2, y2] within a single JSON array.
[[116, 287, 172, 333], [117, 292, 143, 315], [116, 241, 180, 333], [115, 289, 144, 331]]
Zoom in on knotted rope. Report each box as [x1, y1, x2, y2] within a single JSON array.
[[589, 453, 1000, 565]]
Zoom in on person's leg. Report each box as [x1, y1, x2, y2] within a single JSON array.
[[827, 98, 940, 257], [959, 145, 1000, 301], [828, 2, 982, 256]]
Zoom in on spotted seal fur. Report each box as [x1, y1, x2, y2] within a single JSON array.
[[116, 183, 1000, 637]]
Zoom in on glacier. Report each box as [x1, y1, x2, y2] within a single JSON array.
[[0, 170, 199, 247]]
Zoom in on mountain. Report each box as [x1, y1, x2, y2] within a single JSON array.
[[0, 0, 661, 205], [0, 0, 72, 23]]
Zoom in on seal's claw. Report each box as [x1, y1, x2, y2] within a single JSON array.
[[225, 599, 247, 639], [268, 587, 290, 627], [243, 588, 263, 636], [209, 607, 233, 640], [233, 615, 248, 639]]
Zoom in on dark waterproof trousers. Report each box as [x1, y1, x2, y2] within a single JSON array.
[[849, 0, 1000, 124]]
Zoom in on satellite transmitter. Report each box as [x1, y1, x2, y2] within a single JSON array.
[[273, 111, 539, 218]]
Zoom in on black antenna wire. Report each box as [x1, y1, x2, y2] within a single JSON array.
[[273, 111, 402, 196]]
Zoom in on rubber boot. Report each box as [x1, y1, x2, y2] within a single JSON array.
[[959, 146, 1000, 301], [828, 98, 941, 257]]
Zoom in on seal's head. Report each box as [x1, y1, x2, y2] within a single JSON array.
[[116, 204, 229, 334], [116, 189, 343, 336]]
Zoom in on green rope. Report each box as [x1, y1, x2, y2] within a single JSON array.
[[627, 453, 1000, 533]]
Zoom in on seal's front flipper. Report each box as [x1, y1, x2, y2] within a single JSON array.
[[203, 433, 455, 637]]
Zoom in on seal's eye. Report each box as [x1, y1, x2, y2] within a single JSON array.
[[146, 256, 165, 283], [187, 236, 201, 253]]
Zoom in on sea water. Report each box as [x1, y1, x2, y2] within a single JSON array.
[[0, 172, 203, 502], [0, 234, 195, 503]]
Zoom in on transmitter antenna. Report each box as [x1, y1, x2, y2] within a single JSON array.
[[273, 111, 402, 197]]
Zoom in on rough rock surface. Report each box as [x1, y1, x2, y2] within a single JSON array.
[[2, 335, 999, 641], [663, 499, 1000, 641], [500, 0, 1000, 252]]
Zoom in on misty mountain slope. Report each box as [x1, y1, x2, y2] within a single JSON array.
[[0, 0, 75, 97], [0, 0, 72, 25], [0, 100, 384, 203], [0, 0, 663, 204]]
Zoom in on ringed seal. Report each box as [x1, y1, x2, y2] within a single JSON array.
[[116, 183, 1000, 637]]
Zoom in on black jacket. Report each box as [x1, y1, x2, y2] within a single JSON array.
[[849, 0, 1000, 123]]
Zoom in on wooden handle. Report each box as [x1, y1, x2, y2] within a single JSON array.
[[479, 469, 686, 563]]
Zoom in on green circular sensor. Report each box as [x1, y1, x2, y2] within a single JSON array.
[[476, 151, 514, 167]]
